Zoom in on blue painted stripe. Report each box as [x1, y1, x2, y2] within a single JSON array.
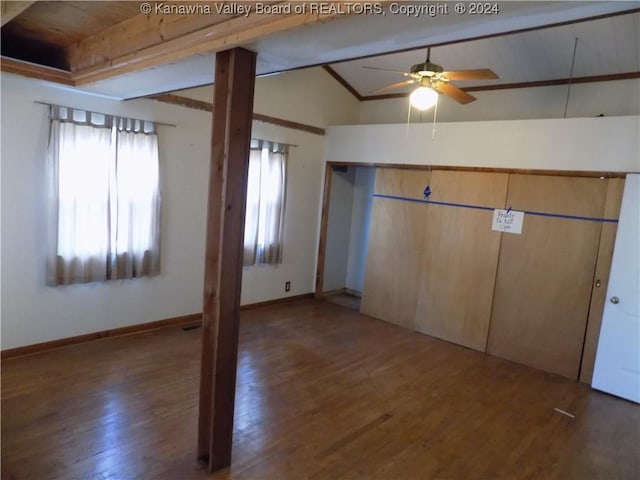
[[373, 193, 494, 211], [518, 210, 618, 223], [372, 193, 619, 224]]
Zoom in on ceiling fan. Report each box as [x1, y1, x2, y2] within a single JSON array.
[[364, 48, 498, 107]]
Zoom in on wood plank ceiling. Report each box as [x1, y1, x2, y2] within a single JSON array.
[[0, 0, 347, 87], [2, 1, 142, 69]]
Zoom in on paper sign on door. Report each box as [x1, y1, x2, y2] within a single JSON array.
[[492, 209, 524, 234]]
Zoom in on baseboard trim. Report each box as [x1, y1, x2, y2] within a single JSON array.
[[318, 288, 347, 297], [1, 293, 315, 360], [240, 292, 314, 310], [1, 313, 202, 360], [317, 288, 362, 298]]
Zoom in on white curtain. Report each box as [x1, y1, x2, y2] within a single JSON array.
[[112, 128, 161, 279], [243, 140, 287, 266], [46, 107, 161, 285]]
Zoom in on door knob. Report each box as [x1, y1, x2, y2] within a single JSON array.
[[610, 296, 620, 304]]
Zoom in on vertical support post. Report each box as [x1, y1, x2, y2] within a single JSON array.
[[198, 47, 257, 473]]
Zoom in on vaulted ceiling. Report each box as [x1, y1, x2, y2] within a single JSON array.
[[333, 10, 640, 100], [1, 1, 638, 100]]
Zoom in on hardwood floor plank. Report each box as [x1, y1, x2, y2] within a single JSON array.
[[2, 299, 638, 480]]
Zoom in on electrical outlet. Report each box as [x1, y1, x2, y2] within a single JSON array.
[[285, 281, 291, 292]]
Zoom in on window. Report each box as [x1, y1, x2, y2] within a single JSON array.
[[243, 139, 287, 266], [46, 106, 161, 285]]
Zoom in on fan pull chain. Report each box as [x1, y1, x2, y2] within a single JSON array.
[[423, 95, 439, 198], [431, 97, 439, 140]]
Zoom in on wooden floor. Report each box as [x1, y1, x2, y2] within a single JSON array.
[[322, 292, 361, 311], [2, 299, 638, 479]]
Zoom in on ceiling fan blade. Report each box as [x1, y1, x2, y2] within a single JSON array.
[[369, 79, 416, 95], [443, 69, 498, 80], [362, 66, 411, 76], [434, 83, 476, 104]]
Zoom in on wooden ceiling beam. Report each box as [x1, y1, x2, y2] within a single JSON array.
[[68, 2, 350, 86], [64, 3, 243, 72], [1, 0, 37, 27], [149, 93, 326, 135], [0, 56, 74, 85]]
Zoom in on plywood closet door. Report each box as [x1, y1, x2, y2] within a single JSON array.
[[487, 175, 609, 379], [414, 170, 508, 351], [360, 169, 431, 329]]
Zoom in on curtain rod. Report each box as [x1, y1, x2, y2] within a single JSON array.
[[253, 138, 298, 148], [34, 101, 177, 128]]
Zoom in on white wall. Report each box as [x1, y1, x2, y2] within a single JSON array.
[[1, 74, 209, 350], [359, 79, 640, 124], [181, 67, 361, 305], [173, 67, 362, 303], [321, 165, 375, 295], [239, 121, 325, 305], [326, 116, 640, 172], [0, 67, 359, 349], [323, 168, 356, 292], [345, 167, 375, 294], [176, 67, 360, 127]]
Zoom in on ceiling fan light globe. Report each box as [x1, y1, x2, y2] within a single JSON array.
[[409, 87, 438, 110]]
